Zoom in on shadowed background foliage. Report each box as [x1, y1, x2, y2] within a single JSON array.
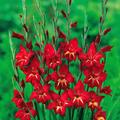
[[0, 0, 120, 120]]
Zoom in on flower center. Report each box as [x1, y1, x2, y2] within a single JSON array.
[[64, 51, 75, 58], [97, 116, 105, 120], [73, 96, 84, 104], [57, 78, 67, 87], [89, 101, 98, 108]]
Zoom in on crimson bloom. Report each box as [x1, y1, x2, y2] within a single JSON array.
[[84, 69, 107, 88], [15, 102, 37, 120], [44, 44, 61, 69], [50, 64, 74, 90], [79, 41, 104, 67], [61, 38, 81, 61], [30, 83, 51, 104], [94, 109, 106, 120], [21, 56, 41, 85], [88, 91, 103, 111], [12, 89, 24, 108], [16, 45, 34, 67], [68, 80, 89, 108], [47, 91, 71, 116]]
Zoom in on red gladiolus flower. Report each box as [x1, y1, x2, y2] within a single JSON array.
[[62, 38, 82, 61], [51, 64, 74, 90], [15, 102, 37, 120], [30, 83, 51, 104], [21, 56, 41, 85], [94, 109, 106, 120], [68, 81, 89, 108], [47, 91, 71, 116], [44, 44, 62, 69], [88, 92, 103, 111], [16, 45, 34, 67], [79, 41, 104, 67], [26, 70, 40, 85], [12, 89, 24, 108], [84, 69, 107, 88]]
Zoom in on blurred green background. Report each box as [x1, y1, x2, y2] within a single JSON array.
[[0, 0, 120, 120]]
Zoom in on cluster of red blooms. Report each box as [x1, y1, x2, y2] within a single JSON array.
[[12, 1, 112, 120], [12, 31, 112, 120]]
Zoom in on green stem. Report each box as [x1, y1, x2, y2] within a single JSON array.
[[79, 108, 84, 120], [42, 104, 46, 120], [34, 101, 41, 120], [66, 0, 71, 41]]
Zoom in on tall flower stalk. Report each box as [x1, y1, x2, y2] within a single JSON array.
[[11, 0, 112, 120]]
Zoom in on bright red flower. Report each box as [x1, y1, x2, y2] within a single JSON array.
[[12, 89, 24, 108], [47, 91, 70, 116], [94, 109, 106, 120], [44, 44, 62, 69], [16, 45, 34, 67], [21, 56, 41, 85], [88, 91, 103, 111], [62, 38, 82, 61], [15, 102, 37, 120], [68, 80, 89, 108], [50, 64, 74, 90], [79, 41, 104, 67], [26, 70, 40, 85], [84, 69, 107, 88], [30, 83, 51, 104]]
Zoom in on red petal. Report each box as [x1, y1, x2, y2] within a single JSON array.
[[30, 92, 37, 100], [15, 110, 24, 118], [44, 44, 55, 58], [74, 80, 84, 91], [43, 84, 50, 92], [67, 89, 74, 98], [30, 109, 37, 116], [66, 73, 74, 82], [51, 72, 58, 81], [87, 42, 96, 57], [26, 101, 33, 108], [69, 38, 78, 50], [61, 92, 68, 100], [50, 91, 59, 100], [47, 102, 56, 110], [19, 45, 26, 53], [59, 64, 69, 75]]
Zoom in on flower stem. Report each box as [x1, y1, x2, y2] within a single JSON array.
[[34, 101, 41, 120]]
